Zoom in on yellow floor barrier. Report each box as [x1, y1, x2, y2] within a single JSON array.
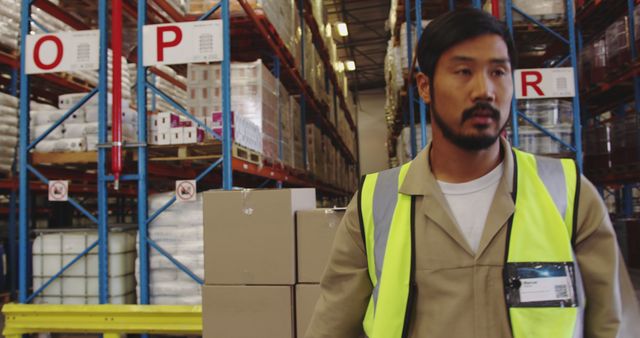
[[2, 304, 202, 337]]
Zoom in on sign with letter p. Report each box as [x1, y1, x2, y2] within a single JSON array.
[[143, 21, 223, 66]]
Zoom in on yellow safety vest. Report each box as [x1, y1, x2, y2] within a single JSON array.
[[358, 148, 583, 338]]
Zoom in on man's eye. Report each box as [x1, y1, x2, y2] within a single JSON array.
[[456, 69, 472, 76], [493, 69, 507, 77]]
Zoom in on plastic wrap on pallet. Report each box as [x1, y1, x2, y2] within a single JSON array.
[[32, 229, 137, 304], [399, 21, 431, 72], [136, 191, 205, 305], [605, 16, 631, 68], [0, 92, 17, 174]]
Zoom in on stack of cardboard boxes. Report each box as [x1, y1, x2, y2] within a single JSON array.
[[202, 189, 344, 338]]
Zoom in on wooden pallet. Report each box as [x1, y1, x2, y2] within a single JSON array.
[[147, 142, 263, 165], [232, 144, 262, 165], [147, 142, 223, 162], [32, 151, 99, 165]]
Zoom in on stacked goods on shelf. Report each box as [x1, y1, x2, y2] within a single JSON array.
[[202, 189, 317, 338], [186, 60, 280, 161], [148, 111, 206, 146], [583, 120, 612, 175], [0, 0, 19, 51], [579, 33, 607, 87], [290, 96, 305, 171], [605, 16, 631, 68], [306, 123, 324, 179], [31, 93, 137, 153], [485, 0, 565, 23], [0, 92, 18, 173], [32, 228, 137, 304], [610, 113, 640, 170], [135, 192, 205, 305], [187, 0, 298, 58], [399, 21, 430, 73], [277, 83, 294, 167], [396, 124, 432, 164], [129, 64, 187, 112], [509, 99, 573, 155]]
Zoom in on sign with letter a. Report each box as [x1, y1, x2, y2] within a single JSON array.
[[515, 68, 575, 99], [25, 30, 100, 74], [143, 21, 223, 66]]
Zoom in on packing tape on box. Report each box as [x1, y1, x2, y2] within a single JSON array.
[[241, 189, 255, 215]]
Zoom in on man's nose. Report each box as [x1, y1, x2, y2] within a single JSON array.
[[471, 73, 496, 102]]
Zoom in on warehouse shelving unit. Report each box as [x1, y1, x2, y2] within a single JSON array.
[[575, 0, 640, 217], [7, 0, 359, 331]]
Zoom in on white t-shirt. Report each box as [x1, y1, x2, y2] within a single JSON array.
[[437, 163, 504, 254]]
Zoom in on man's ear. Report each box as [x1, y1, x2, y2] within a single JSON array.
[[415, 72, 431, 104]]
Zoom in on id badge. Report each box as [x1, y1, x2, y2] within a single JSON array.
[[504, 262, 577, 308]]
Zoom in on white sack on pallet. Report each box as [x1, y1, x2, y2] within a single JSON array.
[[31, 124, 65, 141], [148, 296, 202, 305], [0, 105, 17, 116], [177, 240, 203, 255], [177, 268, 204, 282], [35, 138, 86, 153], [0, 92, 18, 107], [0, 115, 17, 127], [0, 134, 18, 147], [149, 282, 201, 297], [84, 106, 138, 124], [0, 124, 18, 136], [0, 163, 11, 172], [0, 146, 15, 158], [30, 102, 57, 110], [31, 109, 85, 125], [149, 269, 178, 282], [147, 226, 202, 241], [148, 210, 203, 228]]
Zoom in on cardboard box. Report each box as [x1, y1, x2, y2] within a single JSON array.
[[183, 126, 204, 144], [203, 285, 294, 338], [296, 209, 344, 283], [170, 127, 184, 144], [203, 189, 316, 285], [295, 284, 322, 338], [156, 112, 180, 131]]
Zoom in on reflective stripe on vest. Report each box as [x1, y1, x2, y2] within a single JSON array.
[[359, 149, 582, 338], [359, 162, 413, 338]]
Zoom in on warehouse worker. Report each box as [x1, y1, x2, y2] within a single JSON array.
[[305, 8, 640, 338]]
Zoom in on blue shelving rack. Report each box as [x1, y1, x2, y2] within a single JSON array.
[[136, 0, 232, 305], [17, 0, 112, 304], [15, 0, 234, 306]]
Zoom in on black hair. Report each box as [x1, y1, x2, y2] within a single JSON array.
[[416, 8, 517, 80]]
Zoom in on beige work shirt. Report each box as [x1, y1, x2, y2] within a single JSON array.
[[306, 139, 640, 338]]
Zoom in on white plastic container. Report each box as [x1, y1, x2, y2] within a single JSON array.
[[32, 228, 137, 304]]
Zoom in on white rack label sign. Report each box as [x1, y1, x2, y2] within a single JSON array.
[[48, 180, 69, 202], [143, 21, 222, 66], [515, 68, 575, 99], [25, 30, 100, 74], [176, 180, 197, 202]]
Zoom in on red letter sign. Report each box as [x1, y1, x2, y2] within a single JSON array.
[[521, 71, 544, 97], [157, 26, 183, 62], [33, 35, 64, 70]]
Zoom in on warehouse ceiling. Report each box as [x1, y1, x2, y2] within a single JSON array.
[[327, 0, 454, 98], [325, 0, 391, 94]]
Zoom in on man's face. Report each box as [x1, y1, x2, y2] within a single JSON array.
[[416, 34, 513, 151]]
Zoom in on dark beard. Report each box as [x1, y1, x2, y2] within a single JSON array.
[[431, 97, 508, 151]]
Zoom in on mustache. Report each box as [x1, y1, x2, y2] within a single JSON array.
[[460, 102, 501, 124]]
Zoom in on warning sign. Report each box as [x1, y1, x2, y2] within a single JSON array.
[[48, 180, 69, 202], [176, 180, 197, 202]]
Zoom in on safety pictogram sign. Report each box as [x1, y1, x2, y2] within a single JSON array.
[[176, 180, 197, 202], [48, 180, 69, 202]]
